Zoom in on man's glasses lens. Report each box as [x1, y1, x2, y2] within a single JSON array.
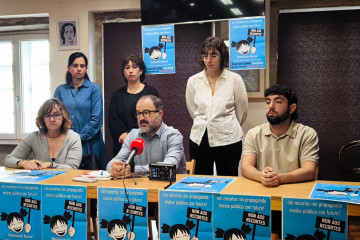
[[44, 113, 62, 120], [135, 110, 159, 118]]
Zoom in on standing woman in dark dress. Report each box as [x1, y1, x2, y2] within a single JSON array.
[[54, 52, 108, 169], [108, 54, 159, 156]]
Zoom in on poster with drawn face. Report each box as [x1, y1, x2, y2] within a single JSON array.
[[213, 194, 271, 240], [283, 198, 347, 240], [159, 190, 213, 240], [98, 187, 148, 240], [142, 24, 175, 74], [229, 17, 265, 70], [0, 183, 42, 240], [41, 185, 87, 240]]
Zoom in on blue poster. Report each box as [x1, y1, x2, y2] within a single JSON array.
[[159, 190, 213, 240], [98, 187, 148, 240], [283, 198, 347, 240], [41, 185, 87, 240], [229, 17, 266, 70], [167, 176, 235, 193], [142, 25, 175, 74], [214, 194, 271, 240], [310, 182, 360, 205], [0, 183, 42, 240], [0, 170, 66, 183]]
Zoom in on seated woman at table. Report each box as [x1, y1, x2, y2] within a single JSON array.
[[5, 98, 82, 169]]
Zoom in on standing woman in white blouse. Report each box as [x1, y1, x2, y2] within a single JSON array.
[[186, 36, 248, 176]]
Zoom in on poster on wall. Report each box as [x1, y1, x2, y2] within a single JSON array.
[[229, 17, 265, 70], [159, 190, 213, 239], [214, 194, 272, 240], [141, 24, 175, 74], [98, 187, 148, 240], [283, 198, 347, 240], [41, 185, 87, 240], [0, 183, 42, 240]]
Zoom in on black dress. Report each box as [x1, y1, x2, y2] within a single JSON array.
[[108, 85, 159, 156]]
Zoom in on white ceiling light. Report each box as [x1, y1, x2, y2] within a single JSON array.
[[230, 8, 243, 15]]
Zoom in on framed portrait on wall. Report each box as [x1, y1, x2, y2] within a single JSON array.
[[234, 69, 266, 99], [57, 18, 79, 50]]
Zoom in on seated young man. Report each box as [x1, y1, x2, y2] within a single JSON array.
[[241, 85, 319, 187]]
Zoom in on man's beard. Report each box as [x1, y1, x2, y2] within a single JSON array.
[[139, 118, 160, 134], [266, 108, 290, 125]]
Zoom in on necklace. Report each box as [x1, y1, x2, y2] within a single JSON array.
[[47, 132, 61, 141]]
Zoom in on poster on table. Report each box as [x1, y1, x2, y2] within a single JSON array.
[[167, 176, 235, 193], [159, 190, 213, 239], [141, 24, 175, 74], [229, 17, 265, 70], [0, 170, 66, 183], [310, 182, 360, 205], [41, 185, 87, 240], [98, 187, 148, 240], [214, 194, 271, 240], [0, 183, 42, 240], [283, 198, 347, 240]]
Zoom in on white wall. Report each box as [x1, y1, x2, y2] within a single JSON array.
[[0, 0, 267, 136], [0, 0, 140, 94]]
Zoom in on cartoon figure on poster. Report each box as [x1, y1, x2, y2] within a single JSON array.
[[229, 17, 265, 70], [1, 196, 41, 235], [231, 28, 264, 55], [43, 211, 75, 237], [162, 219, 199, 240], [98, 188, 148, 240], [215, 223, 252, 240], [285, 229, 326, 240], [214, 195, 271, 240], [100, 215, 135, 240], [141, 25, 175, 74], [1, 208, 31, 233], [144, 35, 173, 60], [43, 199, 86, 238]]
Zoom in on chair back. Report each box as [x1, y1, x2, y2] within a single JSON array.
[[338, 140, 360, 181], [186, 159, 196, 175]]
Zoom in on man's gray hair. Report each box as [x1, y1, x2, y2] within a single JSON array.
[[139, 95, 164, 111]]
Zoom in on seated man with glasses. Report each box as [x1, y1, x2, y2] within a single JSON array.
[[107, 95, 186, 178]]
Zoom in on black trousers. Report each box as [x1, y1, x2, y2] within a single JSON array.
[[189, 130, 242, 176]]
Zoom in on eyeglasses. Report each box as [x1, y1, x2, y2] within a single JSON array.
[[201, 54, 219, 61], [43, 113, 63, 121], [135, 110, 159, 118]]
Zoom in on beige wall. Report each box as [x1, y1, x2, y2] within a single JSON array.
[[0, 0, 267, 140], [0, 0, 140, 94]]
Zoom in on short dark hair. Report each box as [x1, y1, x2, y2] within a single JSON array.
[[199, 36, 229, 69], [264, 84, 298, 121], [65, 52, 90, 84], [139, 95, 163, 111], [121, 54, 146, 84], [36, 98, 72, 134], [60, 23, 76, 44]]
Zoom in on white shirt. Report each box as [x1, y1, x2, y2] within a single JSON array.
[[186, 68, 248, 147]]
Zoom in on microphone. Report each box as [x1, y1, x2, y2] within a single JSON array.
[[125, 138, 145, 168]]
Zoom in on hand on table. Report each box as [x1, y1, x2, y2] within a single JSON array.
[[109, 161, 131, 178]]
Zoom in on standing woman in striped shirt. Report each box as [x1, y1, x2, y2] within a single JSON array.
[[186, 37, 248, 176]]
